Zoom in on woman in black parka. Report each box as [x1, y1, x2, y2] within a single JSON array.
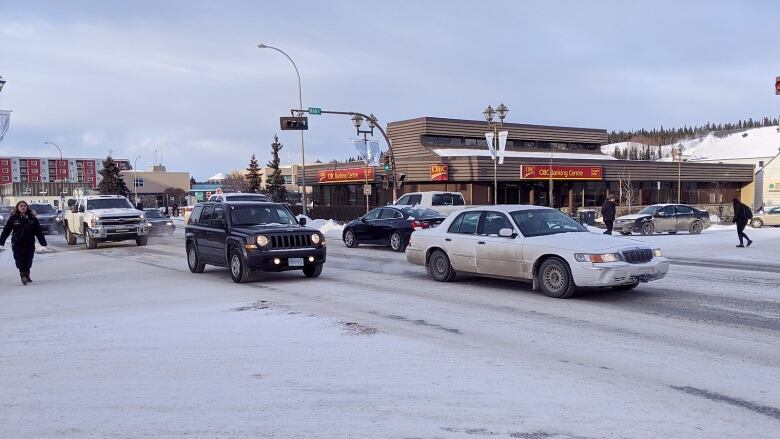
[[0, 201, 48, 285]]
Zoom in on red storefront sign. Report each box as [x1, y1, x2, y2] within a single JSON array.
[[318, 167, 375, 184], [430, 164, 448, 181], [521, 165, 603, 180]]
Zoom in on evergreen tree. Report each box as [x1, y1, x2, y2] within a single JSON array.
[[266, 135, 287, 202], [97, 156, 130, 197], [246, 154, 262, 193]]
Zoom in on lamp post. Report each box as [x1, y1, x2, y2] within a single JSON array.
[[0, 75, 6, 94], [44, 141, 64, 207], [257, 43, 308, 216], [482, 103, 508, 205], [133, 155, 141, 207], [671, 146, 682, 203]]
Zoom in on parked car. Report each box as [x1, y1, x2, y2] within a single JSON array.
[[0, 205, 12, 227], [342, 206, 446, 252], [144, 208, 176, 235], [614, 204, 710, 235], [406, 206, 669, 298], [29, 203, 63, 234], [208, 193, 271, 203], [394, 191, 475, 216], [751, 206, 780, 228], [185, 201, 325, 282]]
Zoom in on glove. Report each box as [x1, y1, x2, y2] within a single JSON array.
[[0, 244, 5, 252], [36, 246, 50, 254]]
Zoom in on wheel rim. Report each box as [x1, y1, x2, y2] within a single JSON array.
[[188, 247, 196, 268], [543, 265, 565, 292], [391, 233, 401, 250], [692, 222, 701, 233], [643, 223, 653, 234], [345, 231, 354, 246], [231, 255, 241, 277], [433, 255, 446, 275]]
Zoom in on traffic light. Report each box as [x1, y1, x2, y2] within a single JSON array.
[[383, 154, 391, 172], [280, 116, 309, 130]]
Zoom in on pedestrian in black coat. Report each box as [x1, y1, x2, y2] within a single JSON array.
[[0, 201, 48, 285], [732, 198, 753, 248], [601, 194, 617, 235]]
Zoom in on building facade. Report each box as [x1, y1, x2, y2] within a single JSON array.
[[120, 165, 190, 208]]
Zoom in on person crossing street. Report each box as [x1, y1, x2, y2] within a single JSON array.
[[601, 194, 617, 235], [732, 198, 754, 248], [0, 201, 48, 285]]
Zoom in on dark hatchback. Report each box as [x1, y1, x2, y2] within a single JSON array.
[[144, 209, 176, 235], [185, 201, 326, 283], [342, 206, 446, 252]]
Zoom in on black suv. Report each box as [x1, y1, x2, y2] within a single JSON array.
[[185, 201, 326, 282]]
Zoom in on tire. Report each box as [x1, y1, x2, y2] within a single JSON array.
[[689, 221, 703, 234], [136, 235, 148, 246], [303, 263, 323, 278], [667, 231, 677, 235], [428, 250, 456, 282], [187, 242, 205, 273], [750, 218, 763, 229], [640, 222, 655, 236], [84, 225, 98, 249], [65, 227, 77, 245], [229, 248, 251, 283], [612, 282, 639, 291], [538, 258, 576, 299], [620, 232, 631, 236], [389, 231, 406, 252], [343, 229, 358, 248]]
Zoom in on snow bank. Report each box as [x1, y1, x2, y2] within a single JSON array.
[[310, 219, 344, 238]]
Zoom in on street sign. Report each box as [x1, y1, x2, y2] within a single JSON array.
[[363, 184, 372, 196], [280, 116, 309, 130], [308, 107, 322, 115]]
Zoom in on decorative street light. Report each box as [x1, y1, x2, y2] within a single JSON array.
[[257, 43, 308, 216], [671, 145, 683, 203], [483, 103, 509, 205]]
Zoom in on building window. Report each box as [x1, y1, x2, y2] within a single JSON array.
[[134, 178, 144, 187], [0, 159, 8, 165], [2, 176, 9, 182], [32, 176, 39, 182], [759, 160, 764, 168]]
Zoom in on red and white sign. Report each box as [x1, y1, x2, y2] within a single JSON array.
[[317, 167, 374, 184], [430, 164, 448, 181], [521, 165, 603, 180]]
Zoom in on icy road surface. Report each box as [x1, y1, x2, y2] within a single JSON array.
[[1, 225, 779, 438]]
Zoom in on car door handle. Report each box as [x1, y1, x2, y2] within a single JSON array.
[[445, 238, 452, 242], [478, 241, 486, 245]]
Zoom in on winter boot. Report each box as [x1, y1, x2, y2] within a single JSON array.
[[20, 273, 28, 285], [747, 239, 753, 247]]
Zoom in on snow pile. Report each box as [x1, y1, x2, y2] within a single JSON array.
[[310, 219, 344, 238]]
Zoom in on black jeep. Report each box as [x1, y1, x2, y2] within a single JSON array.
[[184, 201, 326, 282]]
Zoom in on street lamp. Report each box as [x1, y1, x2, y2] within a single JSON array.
[[133, 155, 141, 207], [44, 141, 64, 207], [483, 103, 509, 205], [257, 43, 308, 216], [671, 145, 682, 203], [0, 75, 6, 94]]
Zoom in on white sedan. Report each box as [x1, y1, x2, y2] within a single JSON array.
[[406, 206, 670, 298]]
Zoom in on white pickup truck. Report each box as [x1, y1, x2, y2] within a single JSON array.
[[63, 195, 150, 249], [394, 191, 476, 216]]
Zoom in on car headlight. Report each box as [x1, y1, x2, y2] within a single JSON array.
[[140, 215, 146, 221], [0, 215, 4, 221], [574, 253, 623, 263], [166, 221, 172, 226], [90, 217, 99, 227], [653, 248, 663, 258], [311, 233, 321, 245], [256, 235, 269, 247]]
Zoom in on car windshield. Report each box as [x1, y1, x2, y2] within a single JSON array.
[[400, 207, 442, 219], [510, 209, 588, 237], [87, 198, 134, 210], [0, 206, 12, 214], [637, 206, 663, 215], [230, 205, 297, 226], [432, 193, 465, 206], [225, 194, 269, 201], [145, 210, 164, 218], [30, 204, 55, 214]]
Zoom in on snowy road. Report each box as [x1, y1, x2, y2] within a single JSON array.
[[1, 226, 779, 438]]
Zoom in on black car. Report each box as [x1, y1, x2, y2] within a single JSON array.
[[342, 206, 446, 252], [29, 203, 63, 234], [0, 205, 12, 227], [614, 203, 711, 235], [185, 201, 326, 283], [144, 209, 176, 235]]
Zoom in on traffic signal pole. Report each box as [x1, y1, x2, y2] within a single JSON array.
[[290, 108, 400, 201]]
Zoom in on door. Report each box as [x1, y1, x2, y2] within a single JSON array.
[[766, 207, 780, 226], [196, 205, 215, 261], [444, 211, 482, 273], [207, 206, 228, 264], [674, 205, 695, 231], [476, 211, 521, 277], [655, 205, 676, 232], [378, 208, 404, 242], [355, 208, 382, 242]]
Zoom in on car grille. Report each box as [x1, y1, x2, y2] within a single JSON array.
[[101, 216, 141, 226], [622, 248, 653, 264], [270, 234, 312, 249]]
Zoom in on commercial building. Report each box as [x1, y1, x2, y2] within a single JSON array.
[[120, 165, 190, 208], [299, 117, 755, 212]]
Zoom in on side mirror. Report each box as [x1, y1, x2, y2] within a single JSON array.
[[498, 228, 515, 238], [71, 206, 78, 213], [360, 217, 367, 223], [299, 217, 307, 226], [78, 206, 85, 213], [657, 211, 667, 217]]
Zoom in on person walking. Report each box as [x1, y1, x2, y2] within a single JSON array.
[[0, 201, 48, 285], [732, 198, 753, 248], [601, 194, 617, 235]]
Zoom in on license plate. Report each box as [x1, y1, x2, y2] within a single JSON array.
[[288, 258, 304, 267]]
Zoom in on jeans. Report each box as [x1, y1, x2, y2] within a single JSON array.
[[604, 219, 614, 235], [736, 222, 750, 245]]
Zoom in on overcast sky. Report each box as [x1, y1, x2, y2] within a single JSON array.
[[1, 1, 779, 180]]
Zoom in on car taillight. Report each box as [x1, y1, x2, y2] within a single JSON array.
[[410, 220, 429, 230]]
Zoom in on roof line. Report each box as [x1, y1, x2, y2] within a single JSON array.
[[387, 116, 607, 133]]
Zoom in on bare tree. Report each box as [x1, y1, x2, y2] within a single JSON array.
[[223, 169, 249, 193], [618, 169, 638, 214]]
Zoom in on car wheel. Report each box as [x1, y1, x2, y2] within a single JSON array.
[[750, 218, 763, 229], [428, 250, 456, 282], [620, 232, 631, 235], [538, 258, 576, 299], [389, 231, 406, 252], [65, 227, 77, 245], [229, 248, 251, 283], [187, 242, 205, 273], [640, 222, 655, 236], [343, 229, 358, 248], [84, 226, 98, 249], [136, 235, 148, 246], [668, 231, 677, 235], [612, 282, 639, 291], [688, 221, 703, 234], [303, 263, 323, 278]]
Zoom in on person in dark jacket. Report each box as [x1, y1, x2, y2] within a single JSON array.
[[601, 194, 617, 235], [732, 198, 753, 248], [0, 201, 48, 285]]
